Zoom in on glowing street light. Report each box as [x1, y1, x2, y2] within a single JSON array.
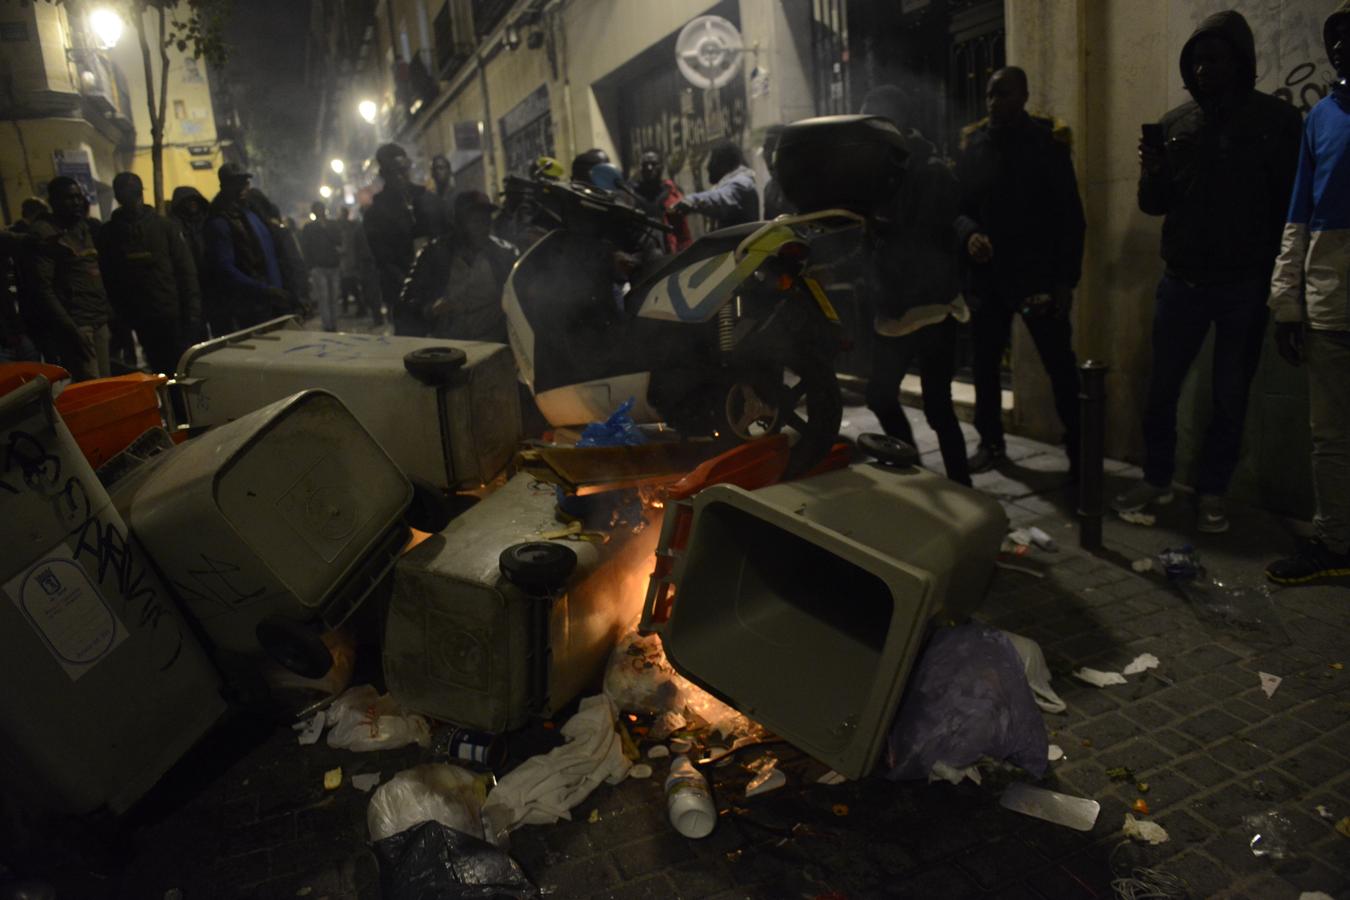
[[88, 7, 125, 49], [329, 158, 345, 175], [319, 185, 333, 199], [358, 99, 378, 124]]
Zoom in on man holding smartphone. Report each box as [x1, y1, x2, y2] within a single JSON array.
[[1114, 9, 1302, 533]]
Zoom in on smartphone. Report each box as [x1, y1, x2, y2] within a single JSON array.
[[1141, 123, 1165, 148]]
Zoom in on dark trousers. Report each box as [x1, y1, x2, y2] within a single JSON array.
[[865, 317, 971, 486], [1141, 274, 1268, 495], [135, 317, 182, 375], [971, 297, 1081, 462]]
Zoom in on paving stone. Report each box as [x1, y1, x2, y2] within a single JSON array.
[[955, 836, 1047, 890], [666, 860, 740, 899], [1159, 849, 1236, 899], [1290, 698, 1350, 731], [1276, 744, 1349, 790], [1210, 738, 1275, 773], [1221, 696, 1273, 725], [1077, 712, 1139, 748], [609, 832, 696, 880], [1151, 808, 1215, 849], [1173, 755, 1238, 789], [1177, 708, 1247, 744], [1095, 737, 1173, 774], [1151, 728, 1204, 757], [536, 855, 623, 898], [593, 873, 678, 899], [1119, 699, 1177, 730], [1153, 685, 1215, 718]]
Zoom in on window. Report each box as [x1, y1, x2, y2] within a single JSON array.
[[173, 99, 187, 119]]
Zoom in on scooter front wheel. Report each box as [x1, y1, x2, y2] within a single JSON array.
[[717, 355, 842, 477]]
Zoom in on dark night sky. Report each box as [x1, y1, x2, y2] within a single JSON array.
[[222, 0, 319, 216]]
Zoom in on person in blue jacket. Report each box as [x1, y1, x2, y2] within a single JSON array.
[[675, 140, 759, 229], [203, 163, 295, 329], [1265, 2, 1350, 585]]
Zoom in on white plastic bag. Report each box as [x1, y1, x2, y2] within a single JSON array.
[[602, 629, 745, 732], [326, 685, 431, 752], [1004, 631, 1067, 714], [367, 763, 488, 841]]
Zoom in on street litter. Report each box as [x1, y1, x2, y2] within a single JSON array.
[[1158, 546, 1202, 581], [479, 695, 630, 841], [1006, 632, 1067, 714], [1120, 511, 1156, 526], [351, 773, 381, 793], [587, 809, 600, 823], [832, 804, 849, 816], [1122, 654, 1160, 675], [1298, 894, 1336, 900], [817, 771, 847, 785], [1048, 745, 1064, 762], [323, 768, 343, 791], [1122, 813, 1169, 844], [1007, 528, 1034, 548], [1244, 810, 1293, 858], [1000, 783, 1100, 831], [745, 757, 785, 797], [647, 745, 670, 759], [1027, 526, 1057, 551], [1259, 672, 1283, 698], [929, 762, 982, 786], [1131, 798, 1151, 815], [1131, 558, 1155, 573], [666, 755, 716, 838], [628, 764, 653, 780], [1074, 667, 1128, 687], [1314, 804, 1334, 820], [1337, 817, 1350, 839], [367, 764, 488, 842], [886, 626, 1048, 781], [372, 821, 538, 900], [294, 713, 325, 746], [326, 686, 431, 752]]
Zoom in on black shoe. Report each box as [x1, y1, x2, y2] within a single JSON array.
[[1266, 539, 1350, 585], [968, 443, 1006, 474]]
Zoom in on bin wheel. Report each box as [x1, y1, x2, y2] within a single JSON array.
[[404, 476, 456, 533], [256, 616, 332, 679], [403, 346, 468, 385], [499, 542, 577, 594], [858, 432, 920, 468]]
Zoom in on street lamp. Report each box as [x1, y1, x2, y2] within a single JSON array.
[[358, 99, 378, 124], [319, 185, 333, 199], [88, 7, 125, 49], [329, 158, 345, 175]]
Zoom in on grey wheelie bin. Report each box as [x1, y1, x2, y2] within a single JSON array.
[[108, 389, 412, 677], [173, 316, 521, 491], [386, 474, 661, 732], [0, 376, 225, 815], [641, 460, 1008, 778]]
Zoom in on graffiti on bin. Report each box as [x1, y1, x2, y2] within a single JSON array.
[[282, 333, 391, 361], [170, 553, 265, 613], [2, 428, 185, 672]]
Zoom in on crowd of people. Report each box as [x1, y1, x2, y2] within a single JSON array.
[[0, 6, 1344, 585]]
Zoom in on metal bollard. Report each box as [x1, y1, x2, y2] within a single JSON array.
[[1077, 360, 1110, 551]]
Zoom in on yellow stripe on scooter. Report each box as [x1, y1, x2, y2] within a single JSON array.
[[805, 277, 839, 322]]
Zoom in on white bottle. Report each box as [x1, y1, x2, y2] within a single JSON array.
[[665, 754, 716, 838]]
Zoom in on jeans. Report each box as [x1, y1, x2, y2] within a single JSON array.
[[865, 317, 971, 486], [1141, 274, 1268, 495], [971, 297, 1081, 460], [311, 266, 342, 332], [54, 323, 110, 382], [1306, 329, 1350, 554]]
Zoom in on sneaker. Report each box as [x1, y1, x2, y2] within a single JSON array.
[[1197, 494, 1229, 534], [1111, 479, 1174, 514], [969, 443, 1006, 474], [1266, 539, 1350, 585]]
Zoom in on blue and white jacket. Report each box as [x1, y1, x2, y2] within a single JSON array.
[[1268, 84, 1350, 332]]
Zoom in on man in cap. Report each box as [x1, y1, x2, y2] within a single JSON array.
[[398, 190, 517, 342], [204, 162, 294, 328]]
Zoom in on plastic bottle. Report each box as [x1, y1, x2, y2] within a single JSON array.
[[665, 755, 716, 838]]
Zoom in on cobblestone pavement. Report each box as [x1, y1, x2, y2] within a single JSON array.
[[29, 379, 1350, 900]]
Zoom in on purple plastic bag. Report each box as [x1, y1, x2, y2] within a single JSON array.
[[885, 625, 1048, 780]]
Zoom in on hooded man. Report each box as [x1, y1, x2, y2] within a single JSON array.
[[1264, 4, 1350, 584], [22, 176, 113, 380], [428, 153, 457, 236], [570, 148, 610, 185], [204, 163, 294, 329], [956, 66, 1087, 479], [364, 143, 435, 335], [97, 172, 202, 374], [1115, 10, 1303, 534], [397, 190, 518, 342], [169, 185, 217, 337], [859, 86, 970, 486], [301, 200, 342, 332], [675, 140, 759, 229]]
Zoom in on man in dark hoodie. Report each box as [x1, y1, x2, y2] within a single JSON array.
[[23, 177, 113, 380], [97, 172, 202, 374], [169, 185, 216, 337], [1265, 4, 1350, 584], [860, 85, 971, 487], [675, 140, 759, 229], [364, 143, 434, 336], [204, 164, 295, 329], [956, 66, 1087, 477], [1114, 10, 1302, 534]]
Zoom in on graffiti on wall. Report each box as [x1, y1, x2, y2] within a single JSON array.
[[621, 71, 748, 187]]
